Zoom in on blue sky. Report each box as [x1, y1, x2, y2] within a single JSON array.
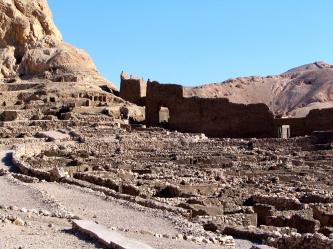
[[48, 0, 333, 88]]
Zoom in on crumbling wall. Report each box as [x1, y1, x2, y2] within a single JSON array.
[[267, 233, 333, 249], [306, 108, 333, 132], [275, 108, 333, 137], [120, 72, 146, 106], [12, 143, 54, 181], [146, 81, 276, 138], [145, 81, 333, 138]]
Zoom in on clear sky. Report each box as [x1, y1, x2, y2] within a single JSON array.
[[48, 0, 333, 88]]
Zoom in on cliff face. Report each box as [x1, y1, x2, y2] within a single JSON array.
[[0, 0, 112, 85]]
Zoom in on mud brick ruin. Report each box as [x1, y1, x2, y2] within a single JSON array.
[[120, 76, 333, 138], [0, 1, 332, 249]]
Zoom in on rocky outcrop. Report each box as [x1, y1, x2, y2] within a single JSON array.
[[0, 0, 112, 85]]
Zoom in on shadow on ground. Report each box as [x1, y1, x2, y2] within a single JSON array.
[[1, 152, 19, 173], [62, 228, 104, 249]]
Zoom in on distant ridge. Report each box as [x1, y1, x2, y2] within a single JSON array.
[[184, 62, 333, 117]]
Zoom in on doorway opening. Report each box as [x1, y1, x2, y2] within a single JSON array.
[[278, 125, 290, 139], [159, 106, 170, 125]]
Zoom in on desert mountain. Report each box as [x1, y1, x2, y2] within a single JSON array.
[[0, 0, 113, 86], [184, 61, 333, 117]]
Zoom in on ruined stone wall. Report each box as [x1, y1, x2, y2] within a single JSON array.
[[144, 81, 333, 138], [146, 81, 184, 126], [275, 107, 333, 137], [306, 107, 333, 132], [12, 143, 54, 181], [267, 233, 333, 249], [146, 81, 276, 138], [120, 72, 146, 106], [274, 117, 306, 137]]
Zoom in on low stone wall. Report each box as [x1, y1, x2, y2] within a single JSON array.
[[300, 193, 333, 204], [267, 233, 333, 249], [12, 143, 191, 217], [12, 143, 55, 181], [74, 172, 120, 191], [61, 177, 190, 217], [223, 226, 281, 242], [250, 194, 304, 211], [266, 214, 320, 234]]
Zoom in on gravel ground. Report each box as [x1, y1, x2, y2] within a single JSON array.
[[0, 177, 50, 211], [0, 214, 102, 249], [0, 175, 104, 249]]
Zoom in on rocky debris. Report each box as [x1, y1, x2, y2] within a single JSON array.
[[0, 168, 8, 176], [49, 166, 69, 181], [10, 125, 332, 248], [267, 232, 333, 249], [249, 194, 303, 211], [266, 214, 320, 234], [319, 226, 333, 237], [0, 212, 25, 226], [11, 173, 40, 183], [0, 203, 73, 220]]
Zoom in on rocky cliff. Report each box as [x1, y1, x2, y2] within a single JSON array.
[[0, 0, 111, 85]]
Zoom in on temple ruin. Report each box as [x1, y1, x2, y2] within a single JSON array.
[[120, 74, 333, 138]]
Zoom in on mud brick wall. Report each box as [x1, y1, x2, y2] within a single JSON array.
[[276, 108, 333, 137], [145, 81, 276, 138], [120, 73, 146, 106]]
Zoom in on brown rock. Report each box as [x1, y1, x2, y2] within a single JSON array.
[[0, 0, 114, 86], [13, 217, 25, 226]]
